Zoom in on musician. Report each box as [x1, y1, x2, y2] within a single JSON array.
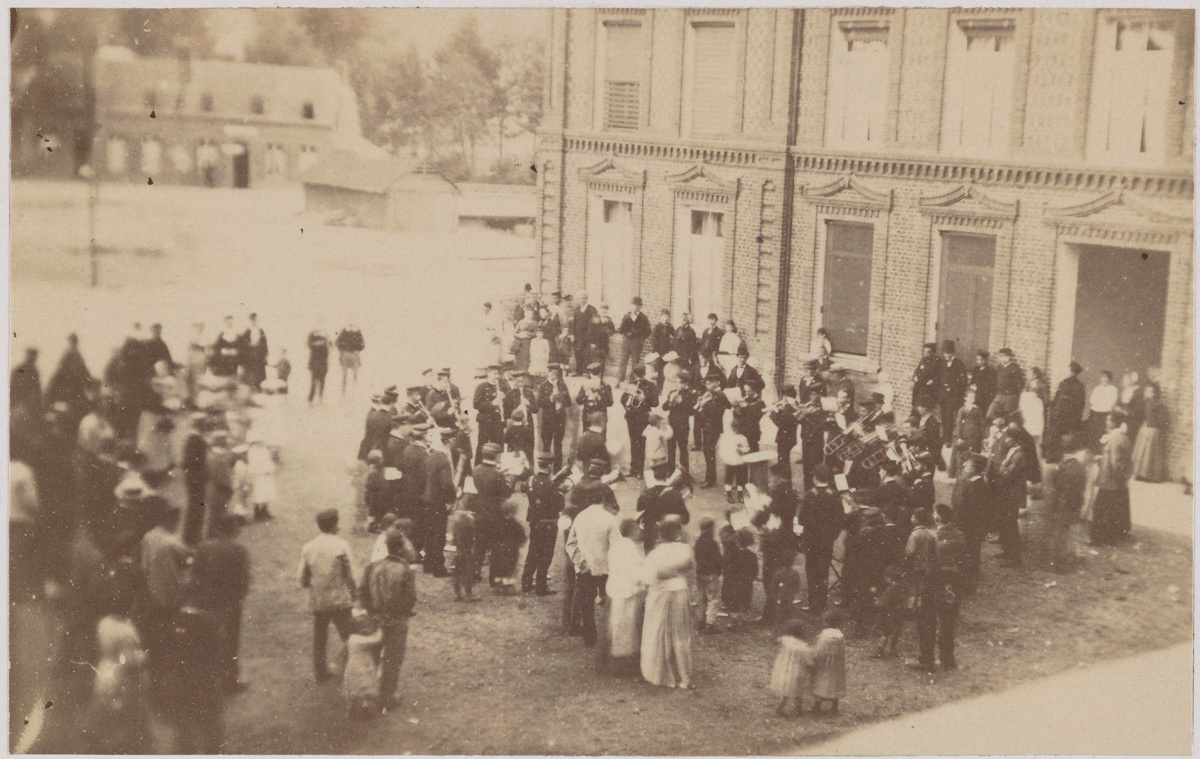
[[799, 359, 826, 405], [798, 464, 845, 616], [826, 364, 856, 407], [357, 394, 394, 462], [622, 366, 660, 479], [872, 461, 912, 529], [505, 370, 537, 424], [521, 451, 564, 595], [426, 369, 463, 429], [673, 312, 699, 375], [575, 362, 613, 436], [662, 370, 697, 472], [732, 383, 766, 454], [770, 385, 801, 474], [571, 412, 611, 471], [473, 365, 507, 462], [912, 342, 941, 409], [471, 443, 514, 577], [939, 340, 970, 447], [970, 351, 998, 419], [824, 388, 859, 475], [699, 313, 724, 372], [695, 370, 731, 489], [846, 394, 888, 489], [398, 423, 431, 528], [421, 428, 458, 577], [616, 296, 651, 383], [535, 364, 571, 471], [910, 401, 944, 470], [636, 461, 690, 551], [649, 309, 675, 392], [723, 344, 764, 395]]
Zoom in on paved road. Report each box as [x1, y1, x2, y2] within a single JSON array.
[[799, 479, 1194, 756]]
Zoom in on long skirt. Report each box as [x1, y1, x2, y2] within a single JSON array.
[[608, 593, 645, 658], [1131, 426, 1168, 482], [640, 585, 694, 687], [1089, 486, 1131, 545]]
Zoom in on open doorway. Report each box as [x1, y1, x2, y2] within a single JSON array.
[[1071, 244, 1169, 385], [232, 144, 250, 188]]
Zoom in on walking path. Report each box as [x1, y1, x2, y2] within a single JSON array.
[[799, 479, 1193, 756]]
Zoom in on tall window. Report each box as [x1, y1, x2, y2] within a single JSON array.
[[825, 22, 889, 148], [298, 145, 319, 173], [1087, 16, 1175, 161], [141, 139, 162, 174], [265, 143, 288, 176], [199, 93, 214, 112], [673, 209, 725, 320], [250, 96, 265, 115], [602, 22, 642, 131], [106, 137, 128, 174], [942, 20, 1015, 155], [587, 199, 633, 309], [687, 23, 738, 137], [302, 101, 315, 120], [822, 221, 874, 356]]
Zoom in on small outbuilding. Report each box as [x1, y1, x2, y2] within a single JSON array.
[[301, 150, 460, 231]]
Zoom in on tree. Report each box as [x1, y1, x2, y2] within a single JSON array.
[[243, 10, 321, 67], [296, 8, 370, 64], [429, 15, 499, 173], [492, 36, 544, 160], [116, 8, 211, 57]]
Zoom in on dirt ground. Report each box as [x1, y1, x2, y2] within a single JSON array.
[[10, 180, 1194, 755]]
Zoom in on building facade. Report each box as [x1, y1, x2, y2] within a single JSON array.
[[535, 7, 1195, 478], [91, 51, 379, 188]]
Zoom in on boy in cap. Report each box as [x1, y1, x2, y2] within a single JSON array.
[[575, 361, 614, 435], [522, 451, 564, 594], [298, 508, 357, 682], [616, 296, 651, 383], [695, 369, 731, 489], [662, 369, 697, 472], [622, 365, 660, 479], [649, 308, 675, 391]]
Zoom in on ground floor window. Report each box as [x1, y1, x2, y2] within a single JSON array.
[[937, 232, 996, 361], [821, 220, 874, 356], [586, 198, 634, 308], [673, 208, 724, 320], [105, 137, 128, 174]]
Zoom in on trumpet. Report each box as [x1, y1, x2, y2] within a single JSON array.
[[623, 383, 647, 410], [694, 389, 715, 414]]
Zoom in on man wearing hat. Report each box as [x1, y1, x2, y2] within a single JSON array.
[[969, 351, 997, 418], [572, 411, 611, 471], [649, 308, 676, 392], [575, 362, 613, 435], [1044, 360, 1086, 463], [798, 464, 845, 615], [399, 423, 432, 559], [505, 369, 537, 424], [571, 293, 599, 375], [522, 450, 564, 594], [910, 400, 944, 470], [988, 348, 1025, 421], [723, 343, 765, 394], [358, 394, 394, 462], [673, 312, 699, 377], [616, 296, 651, 383], [662, 369, 698, 472], [471, 442, 514, 576], [951, 451, 991, 590], [985, 414, 1028, 567], [473, 365, 509, 462], [425, 369, 462, 428], [536, 363, 572, 471], [698, 313, 724, 374], [421, 428, 456, 578], [912, 342, 941, 410], [622, 365, 660, 479], [695, 368, 731, 489], [939, 340, 969, 448]]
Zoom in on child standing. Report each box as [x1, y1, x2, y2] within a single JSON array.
[[811, 609, 847, 714], [82, 615, 152, 753], [364, 450, 387, 533], [722, 528, 758, 628], [450, 510, 480, 602], [273, 349, 292, 398], [490, 500, 527, 595], [693, 518, 723, 633], [247, 436, 277, 521], [770, 618, 814, 718], [529, 326, 551, 377], [342, 611, 384, 720]]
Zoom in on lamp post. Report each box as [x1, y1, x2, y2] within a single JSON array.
[[78, 163, 98, 287]]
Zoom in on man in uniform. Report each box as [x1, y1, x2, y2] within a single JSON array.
[[673, 312, 699, 378], [695, 369, 730, 489], [622, 365, 660, 479], [522, 451, 564, 595], [662, 369, 697, 472], [398, 423, 431, 556], [649, 309, 676, 392], [989, 348, 1025, 421], [426, 369, 462, 429], [575, 361, 613, 435], [950, 452, 990, 593], [473, 365, 507, 462], [798, 464, 844, 616], [358, 394, 394, 461], [421, 428, 457, 577], [969, 351, 998, 418], [471, 442, 513, 579], [939, 340, 969, 448], [911, 400, 944, 469], [912, 342, 941, 410], [536, 364, 572, 472]]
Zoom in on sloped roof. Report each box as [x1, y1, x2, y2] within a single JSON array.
[[94, 54, 359, 133], [301, 150, 458, 195]]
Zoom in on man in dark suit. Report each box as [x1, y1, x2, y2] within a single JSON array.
[[798, 464, 845, 615], [969, 350, 998, 417], [673, 312, 699, 376], [358, 395, 394, 461], [536, 364, 572, 472], [649, 309, 676, 392], [912, 401, 944, 469], [421, 429, 457, 577], [695, 370, 730, 488], [939, 340, 970, 448], [912, 342, 941, 409], [571, 294, 599, 375], [723, 344, 765, 394], [616, 296, 651, 382], [989, 348, 1025, 421], [425, 369, 462, 429], [621, 366, 659, 479], [698, 313, 724, 373], [473, 366, 506, 462], [1043, 360, 1086, 463]]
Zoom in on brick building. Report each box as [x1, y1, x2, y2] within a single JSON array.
[[90, 49, 381, 188], [535, 8, 1194, 478]]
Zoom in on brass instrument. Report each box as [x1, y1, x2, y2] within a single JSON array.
[[694, 389, 716, 414], [622, 383, 647, 411], [824, 406, 884, 460]]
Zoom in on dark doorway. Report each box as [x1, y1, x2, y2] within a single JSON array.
[[232, 145, 250, 188], [1072, 245, 1169, 384], [937, 232, 995, 361]]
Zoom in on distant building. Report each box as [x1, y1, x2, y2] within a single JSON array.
[[91, 49, 381, 188], [537, 8, 1194, 478], [301, 150, 460, 231], [456, 182, 538, 236]]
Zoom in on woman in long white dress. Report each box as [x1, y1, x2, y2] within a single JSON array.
[[717, 321, 743, 378], [607, 519, 646, 676], [639, 515, 695, 689]]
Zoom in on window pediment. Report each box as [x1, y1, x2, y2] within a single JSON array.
[[666, 163, 737, 203], [578, 156, 644, 193], [918, 183, 1018, 225], [802, 174, 892, 214]]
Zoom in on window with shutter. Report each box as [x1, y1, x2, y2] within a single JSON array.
[[822, 221, 874, 356], [603, 23, 642, 131], [690, 24, 737, 137], [1087, 16, 1175, 161], [941, 19, 1015, 155], [825, 23, 889, 148]]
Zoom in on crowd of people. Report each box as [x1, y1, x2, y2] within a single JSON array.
[[9, 282, 1176, 746]]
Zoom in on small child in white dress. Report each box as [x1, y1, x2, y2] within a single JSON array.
[[770, 618, 814, 718], [343, 611, 384, 720]]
